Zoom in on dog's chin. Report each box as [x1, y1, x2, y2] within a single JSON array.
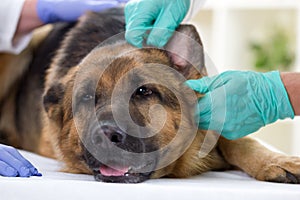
[[82, 145, 155, 183], [93, 166, 152, 183], [94, 171, 151, 183]]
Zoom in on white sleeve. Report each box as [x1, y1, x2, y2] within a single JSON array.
[[184, 0, 206, 21], [0, 0, 32, 54]]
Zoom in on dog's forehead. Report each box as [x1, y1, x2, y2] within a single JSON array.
[[77, 42, 172, 85], [84, 42, 169, 67]]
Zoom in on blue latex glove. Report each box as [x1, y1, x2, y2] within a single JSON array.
[[0, 144, 42, 177], [125, 0, 190, 48], [185, 71, 294, 140], [37, 0, 129, 23]]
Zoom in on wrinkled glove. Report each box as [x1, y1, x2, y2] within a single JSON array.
[[0, 144, 41, 177], [185, 70, 294, 140], [37, 0, 128, 23], [125, 0, 190, 48]]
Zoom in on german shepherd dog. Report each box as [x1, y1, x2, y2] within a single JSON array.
[[1, 9, 300, 183]]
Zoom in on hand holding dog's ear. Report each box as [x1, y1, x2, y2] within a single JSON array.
[[185, 71, 294, 140], [37, 0, 129, 23], [125, 0, 190, 48]]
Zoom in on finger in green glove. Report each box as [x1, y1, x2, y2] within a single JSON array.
[[125, 0, 190, 48], [185, 70, 294, 140]]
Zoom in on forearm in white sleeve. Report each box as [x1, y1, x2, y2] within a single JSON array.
[[184, 0, 206, 21], [0, 0, 32, 54]]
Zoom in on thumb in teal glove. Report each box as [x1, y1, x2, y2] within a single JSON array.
[[37, 0, 129, 24], [185, 70, 294, 140], [124, 0, 190, 48]]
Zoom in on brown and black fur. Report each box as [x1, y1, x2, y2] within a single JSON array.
[[1, 8, 300, 184]]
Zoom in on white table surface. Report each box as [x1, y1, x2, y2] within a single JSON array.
[[1, 150, 299, 200]]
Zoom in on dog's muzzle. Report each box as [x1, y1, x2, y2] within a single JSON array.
[[81, 121, 158, 183]]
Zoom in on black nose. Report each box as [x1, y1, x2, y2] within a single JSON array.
[[92, 125, 126, 145]]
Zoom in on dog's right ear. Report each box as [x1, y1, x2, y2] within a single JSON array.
[[165, 25, 207, 79], [43, 83, 64, 122]]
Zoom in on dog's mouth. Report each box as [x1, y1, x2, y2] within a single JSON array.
[[81, 123, 159, 183], [92, 164, 152, 183], [83, 148, 154, 183], [99, 165, 129, 176]]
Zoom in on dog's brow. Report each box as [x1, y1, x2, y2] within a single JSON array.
[[129, 73, 144, 85], [74, 80, 95, 96]]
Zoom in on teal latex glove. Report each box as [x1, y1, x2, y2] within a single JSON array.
[[185, 71, 294, 140], [125, 0, 190, 48]]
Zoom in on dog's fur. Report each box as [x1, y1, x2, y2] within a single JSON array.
[[1, 9, 300, 183]]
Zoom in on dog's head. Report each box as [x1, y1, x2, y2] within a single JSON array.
[[43, 22, 206, 183]]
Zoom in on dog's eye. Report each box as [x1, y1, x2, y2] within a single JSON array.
[[135, 86, 153, 97], [82, 94, 94, 102]]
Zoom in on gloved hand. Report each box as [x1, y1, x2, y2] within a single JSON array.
[[37, 0, 128, 23], [125, 0, 190, 48], [0, 144, 42, 177], [185, 70, 294, 140]]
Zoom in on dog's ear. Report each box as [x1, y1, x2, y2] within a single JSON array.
[[165, 25, 206, 79], [43, 83, 64, 122]]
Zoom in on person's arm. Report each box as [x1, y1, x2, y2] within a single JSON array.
[[185, 70, 295, 140], [0, 0, 31, 54], [2, 0, 127, 54], [281, 72, 300, 115], [13, 0, 43, 46], [15, 0, 43, 39], [183, 0, 206, 22]]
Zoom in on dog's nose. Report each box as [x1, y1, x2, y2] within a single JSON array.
[[92, 125, 126, 145], [101, 125, 126, 144]]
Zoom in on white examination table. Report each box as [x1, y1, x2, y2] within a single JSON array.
[[1, 150, 299, 200]]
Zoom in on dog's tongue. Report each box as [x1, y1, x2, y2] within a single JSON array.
[[100, 165, 129, 177]]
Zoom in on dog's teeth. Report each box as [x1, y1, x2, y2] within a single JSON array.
[[125, 173, 129, 177]]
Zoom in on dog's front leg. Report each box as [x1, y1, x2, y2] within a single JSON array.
[[218, 136, 300, 184]]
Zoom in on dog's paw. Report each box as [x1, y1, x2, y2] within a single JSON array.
[[256, 155, 300, 184]]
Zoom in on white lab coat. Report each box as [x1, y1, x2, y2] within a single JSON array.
[[0, 0, 204, 55], [185, 0, 206, 21], [0, 0, 32, 54]]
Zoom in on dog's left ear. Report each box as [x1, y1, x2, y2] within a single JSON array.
[[165, 25, 206, 79]]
